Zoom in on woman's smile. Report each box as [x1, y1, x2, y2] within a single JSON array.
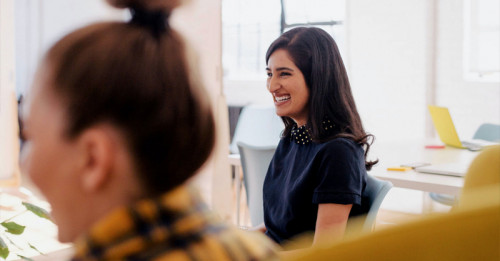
[[266, 49, 309, 127]]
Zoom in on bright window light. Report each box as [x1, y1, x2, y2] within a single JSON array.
[[464, 0, 500, 82]]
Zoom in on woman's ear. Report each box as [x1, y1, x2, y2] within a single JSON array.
[[76, 126, 115, 192]]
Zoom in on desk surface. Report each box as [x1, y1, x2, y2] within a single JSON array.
[[228, 140, 479, 196], [368, 140, 477, 196]]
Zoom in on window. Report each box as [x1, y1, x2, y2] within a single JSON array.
[[222, 0, 281, 81], [222, 0, 346, 84], [464, 0, 500, 82]]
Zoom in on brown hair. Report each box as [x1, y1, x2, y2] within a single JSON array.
[[43, 0, 215, 195], [266, 27, 377, 170]]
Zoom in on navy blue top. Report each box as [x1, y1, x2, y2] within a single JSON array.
[[263, 127, 367, 244]]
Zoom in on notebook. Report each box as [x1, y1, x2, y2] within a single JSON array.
[[427, 105, 497, 151], [415, 162, 470, 177]]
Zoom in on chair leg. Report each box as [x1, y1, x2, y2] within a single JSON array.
[[422, 192, 434, 214], [235, 166, 242, 226]]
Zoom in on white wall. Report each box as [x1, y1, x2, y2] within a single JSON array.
[[172, 1, 222, 104], [348, 0, 500, 143], [346, 0, 430, 143], [15, 0, 122, 96], [172, 0, 233, 221], [435, 0, 500, 139]]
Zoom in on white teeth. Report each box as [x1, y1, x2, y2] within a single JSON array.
[[275, 95, 291, 102]]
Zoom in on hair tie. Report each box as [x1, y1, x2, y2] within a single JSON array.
[[129, 6, 169, 38]]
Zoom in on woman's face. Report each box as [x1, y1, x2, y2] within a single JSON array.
[[21, 67, 85, 242], [266, 49, 309, 126]]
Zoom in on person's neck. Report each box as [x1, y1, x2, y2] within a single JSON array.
[[294, 120, 308, 128]]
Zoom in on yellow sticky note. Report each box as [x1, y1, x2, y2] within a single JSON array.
[[387, 167, 412, 171]]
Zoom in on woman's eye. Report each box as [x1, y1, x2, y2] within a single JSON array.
[[280, 72, 291, 77], [267, 72, 272, 77]]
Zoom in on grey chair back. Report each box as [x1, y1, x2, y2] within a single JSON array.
[[358, 175, 393, 232], [473, 123, 500, 142], [237, 142, 276, 226], [230, 104, 283, 154]]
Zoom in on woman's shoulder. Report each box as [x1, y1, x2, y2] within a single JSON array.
[[317, 137, 363, 156], [322, 137, 360, 148]]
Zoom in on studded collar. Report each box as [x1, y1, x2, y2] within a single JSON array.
[[290, 119, 335, 145]]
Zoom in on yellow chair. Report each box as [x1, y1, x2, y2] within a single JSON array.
[[430, 124, 500, 206], [282, 146, 500, 261], [459, 145, 500, 207]]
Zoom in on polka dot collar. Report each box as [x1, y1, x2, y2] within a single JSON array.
[[290, 119, 335, 145], [291, 125, 311, 145]]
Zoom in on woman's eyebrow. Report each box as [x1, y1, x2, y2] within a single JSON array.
[[266, 67, 294, 71]]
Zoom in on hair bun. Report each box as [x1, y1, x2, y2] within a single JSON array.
[[106, 0, 188, 13]]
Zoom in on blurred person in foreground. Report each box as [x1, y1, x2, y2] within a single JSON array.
[[21, 0, 278, 260]]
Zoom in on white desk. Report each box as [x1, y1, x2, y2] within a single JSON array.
[[228, 154, 242, 167], [367, 140, 477, 196], [228, 140, 478, 199]]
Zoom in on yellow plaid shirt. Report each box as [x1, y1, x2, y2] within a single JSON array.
[[72, 186, 278, 261]]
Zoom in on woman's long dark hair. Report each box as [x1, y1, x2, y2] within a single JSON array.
[[266, 27, 377, 170]]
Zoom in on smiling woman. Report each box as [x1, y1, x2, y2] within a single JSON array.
[[261, 27, 377, 248]]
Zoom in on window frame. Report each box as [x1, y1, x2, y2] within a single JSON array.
[[222, 0, 347, 104]]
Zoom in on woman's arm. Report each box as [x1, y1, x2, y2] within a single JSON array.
[[279, 203, 352, 259], [248, 223, 267, 233], [313, 203, 352, 245]]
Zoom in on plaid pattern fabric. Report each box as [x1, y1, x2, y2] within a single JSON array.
[[72, 186, 278, 261]]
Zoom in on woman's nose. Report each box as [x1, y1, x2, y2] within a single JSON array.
[[267, 77, 280, 93]]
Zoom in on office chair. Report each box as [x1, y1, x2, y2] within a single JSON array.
[[430, 123, 500, 207], [348, 175, 393, 233], [459, 145, 500, 208], [229, 104, 282, 225], [237, 142, 276, 226], [229, 104, 283, 154], [472, 123, 500, 142]]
